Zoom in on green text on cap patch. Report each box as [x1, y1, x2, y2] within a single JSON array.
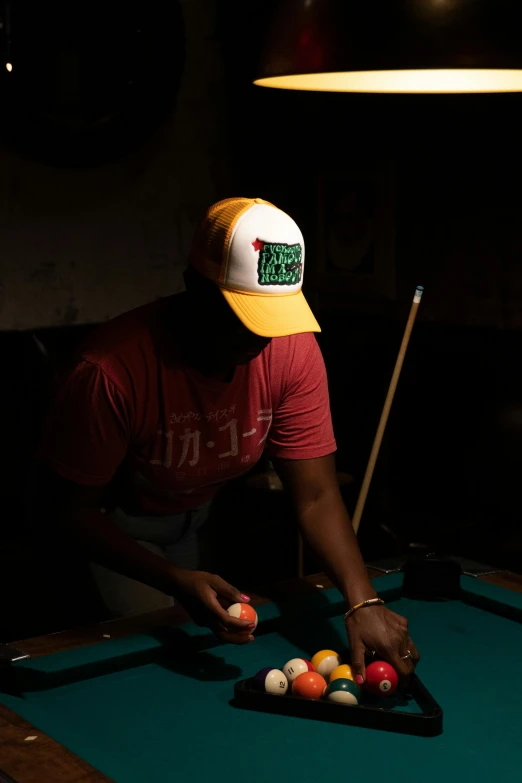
[[256, 241, 303, 286]]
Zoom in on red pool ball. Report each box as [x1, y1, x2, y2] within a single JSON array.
[[365, 661, 399, 696]]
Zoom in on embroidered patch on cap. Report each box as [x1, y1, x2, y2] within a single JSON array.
[[255, 240, 303, 286]]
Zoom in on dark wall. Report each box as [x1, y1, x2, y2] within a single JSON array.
[[219, 3, 522, 330], [0, 0, 229, 330], [217, 2, 522, 568]]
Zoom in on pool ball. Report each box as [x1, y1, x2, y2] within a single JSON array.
[[292, 671, 327, 700], [365, 661, 399, 696], [283, 658, 315, 683], [254, 668, 288, 695], [325, 678, 360, 705], [227, 603, 258, 634], [311, 649, 342, 679], [329, 663, 355, 683]]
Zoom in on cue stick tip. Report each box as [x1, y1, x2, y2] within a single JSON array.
[[414, 286, 424, 303]]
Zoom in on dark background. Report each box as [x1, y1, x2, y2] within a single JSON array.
[[1, 1, 522, 641]]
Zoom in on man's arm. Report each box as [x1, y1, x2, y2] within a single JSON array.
[[35, 468, 178, 593], [271, 454, 377, 605], [33, 467, 253, 641], [272, 454, 419, 683]]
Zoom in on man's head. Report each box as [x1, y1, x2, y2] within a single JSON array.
[[182, 197, 320, 373], [183, 264, 271, 367], [188, 197, 320, 338]]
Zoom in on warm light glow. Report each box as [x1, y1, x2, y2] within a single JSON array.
[[5, 62, 13, 72], [255, 69, 522, 94]]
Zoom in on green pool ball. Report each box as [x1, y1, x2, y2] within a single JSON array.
[[325, 677, 360, 705]]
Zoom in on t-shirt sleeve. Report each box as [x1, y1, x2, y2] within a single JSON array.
[[266, 334, 337, 460], [37, 359, 131, 485]]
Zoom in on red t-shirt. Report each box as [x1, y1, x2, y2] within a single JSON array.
[[38, 295, 336, 515]]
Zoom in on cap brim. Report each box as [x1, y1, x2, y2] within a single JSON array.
[[220, 288, 321, 338]]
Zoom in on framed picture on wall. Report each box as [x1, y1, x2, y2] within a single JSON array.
[[315, 160, 397, 306]]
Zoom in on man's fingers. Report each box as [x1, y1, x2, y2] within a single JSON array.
[[211, 575, 244, 605], [205, 592, 252, 631], [406, 638, 421, 666], [387, 642, 416, 682], [216, 629, 255, 646], [394, 635, 420, 669], [390, 638, 420, 678], [209, 576, 256, 630], [389, 654, 414, 681], [350, 642, 367, 686]]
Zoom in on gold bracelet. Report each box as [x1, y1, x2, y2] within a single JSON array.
[[344, 597, 384, 620]]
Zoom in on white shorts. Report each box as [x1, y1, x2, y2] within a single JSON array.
[[89, 503, 211, 618]]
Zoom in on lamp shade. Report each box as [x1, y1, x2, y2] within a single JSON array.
[[254, 0, 522, 93]]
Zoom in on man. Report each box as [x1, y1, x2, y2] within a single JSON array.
[[37, 197, 419, 685]]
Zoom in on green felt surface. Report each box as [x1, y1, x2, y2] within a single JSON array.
[[2, 576, 522, 783]]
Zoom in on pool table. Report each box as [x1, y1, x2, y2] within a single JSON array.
[[1, 566, 522, 783]]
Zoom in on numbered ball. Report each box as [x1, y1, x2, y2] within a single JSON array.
[[254, 668, 288, 695], [329, 664, 355, 683], [365, 661, 399, 697], [227, 603, 258, 634], [325, 678, 360, 705], [311, 650, 342, 679], [292, 671, 327, 700], [283, 658, 315, 683]]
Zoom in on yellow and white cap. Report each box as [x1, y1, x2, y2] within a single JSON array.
[[189, 197, 320, 338]]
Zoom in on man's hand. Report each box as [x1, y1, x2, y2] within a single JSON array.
[[345, 605, 420, 686], [171, 569, 255, 645], [272, 456, 421, 686]]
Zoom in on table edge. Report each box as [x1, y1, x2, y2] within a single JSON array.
[[11, 569, 522, 659], [1, 568, 521, 783], [0, 703, 112, 783]]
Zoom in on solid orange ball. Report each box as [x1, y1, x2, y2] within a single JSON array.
[[292, 671, 327, 700]]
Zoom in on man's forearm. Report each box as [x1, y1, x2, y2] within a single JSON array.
[[298, 491, 377, 606], [55, 508, 179, 595]]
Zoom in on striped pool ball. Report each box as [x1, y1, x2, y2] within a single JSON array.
[[329, 663, 355, 683], [292, 671, 327, 700], [325, 678, 360, 705], [283, 658, 315, 683], [254, 668, 288, 695], [311, 650, 342, 679], [227, 603, 258, 634]]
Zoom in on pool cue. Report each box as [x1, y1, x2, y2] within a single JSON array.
[[352, 286, 424, 536]]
